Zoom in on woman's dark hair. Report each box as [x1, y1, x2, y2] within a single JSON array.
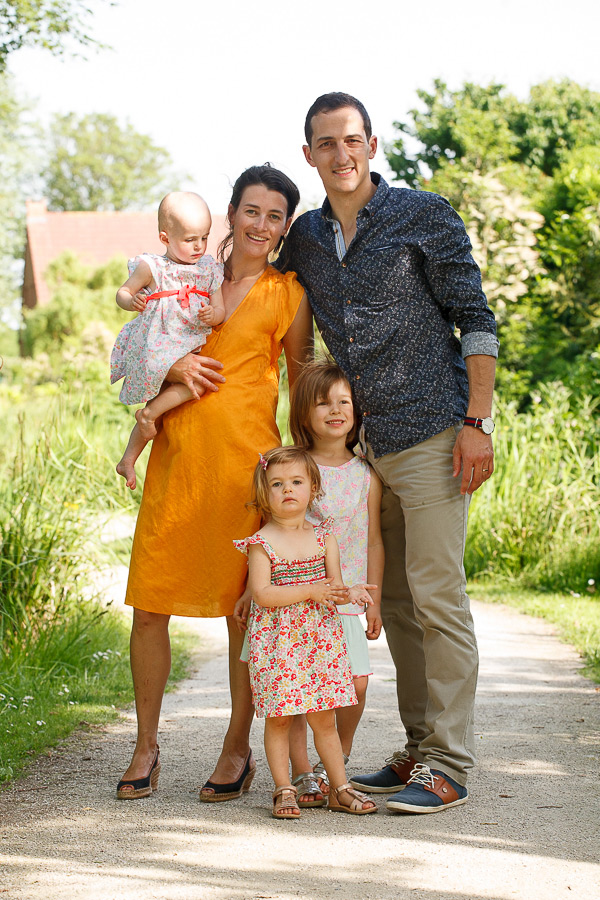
[[217, 163, 300, 271], [304, 92, 372, 145]]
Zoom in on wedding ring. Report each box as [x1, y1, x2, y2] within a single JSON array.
[[482, 468, 489, 472]]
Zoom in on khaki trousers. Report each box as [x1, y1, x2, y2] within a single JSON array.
[[367, 426, 478, 786]]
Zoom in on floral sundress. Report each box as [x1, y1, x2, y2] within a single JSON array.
[[234, 522, 357, 718], [110, 252, 223, 405]]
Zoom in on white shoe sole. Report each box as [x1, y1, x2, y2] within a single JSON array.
[[350, 779, 407, 794], [386, 794, 468, 813]]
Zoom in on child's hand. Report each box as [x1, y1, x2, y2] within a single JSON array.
[[365, 603, 383, 640], [198, 304, 218, 325], [347, 584, 378, 608], [233, 590, 252, 633], [131, 291, 148, 312], [309, 578, 349, 610]]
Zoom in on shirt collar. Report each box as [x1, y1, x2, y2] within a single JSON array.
[[321, 172, 389, 222]]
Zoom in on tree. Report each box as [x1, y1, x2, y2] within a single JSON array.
[[0, 73, 37, 324], [387, 79, 600, 189], [386, 79, 600, 403], [0, 0, 109, 71], [43, 113, 181, 211]]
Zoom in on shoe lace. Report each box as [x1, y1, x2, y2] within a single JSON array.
[[406, 763, 436, 787], [384, 750, 410, 766]]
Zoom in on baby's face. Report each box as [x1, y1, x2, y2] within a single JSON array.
[[162, 207, 212, 265]]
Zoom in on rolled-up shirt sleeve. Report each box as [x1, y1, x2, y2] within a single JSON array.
[[419, 195, 498, 351]]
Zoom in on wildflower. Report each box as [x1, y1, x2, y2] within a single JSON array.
[[36, 720, 46, 727]]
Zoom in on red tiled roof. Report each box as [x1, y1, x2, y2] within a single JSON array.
[[23, 200, 229, 308]]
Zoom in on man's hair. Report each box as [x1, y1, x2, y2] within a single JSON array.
[[304, 92, 372, 145], [248, 446, 323, 518], [289, 359, 358, 450]]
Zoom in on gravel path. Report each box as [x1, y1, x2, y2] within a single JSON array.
[[1, 580, 598, 900]]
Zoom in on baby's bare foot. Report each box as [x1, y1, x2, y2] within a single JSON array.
[[116, 459, 136, 490], [135, 407, 158, 441]]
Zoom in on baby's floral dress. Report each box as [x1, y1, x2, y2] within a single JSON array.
[[234, 521, 357, 718], [110, 253, 223, 405]]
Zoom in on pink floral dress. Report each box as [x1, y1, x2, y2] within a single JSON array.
[[234, 522, 357, 718], [110, 253, 223, 404]]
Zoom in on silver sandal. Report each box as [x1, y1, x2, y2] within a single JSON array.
[[292, 771, 327, 808]]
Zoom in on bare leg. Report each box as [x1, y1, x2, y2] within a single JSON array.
[[289, 714, 324, 804], [117, 384, 195, 490], [264, 716, 298, 817], [309, 709, 375, 812], [335, 675, 368, 758], [307, 710, 347, 788], [118, 609, 171, 789], [136, 383, 195, 441], [201, 616, 254, 793], [116, 423, 148, 490]]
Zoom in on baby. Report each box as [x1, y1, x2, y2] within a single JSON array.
[[111, 191, 225, 489]]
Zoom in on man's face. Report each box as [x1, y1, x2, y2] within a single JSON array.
[[303, 106, 377, 198]]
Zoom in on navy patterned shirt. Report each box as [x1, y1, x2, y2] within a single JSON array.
[[285, 174, 499, 456]]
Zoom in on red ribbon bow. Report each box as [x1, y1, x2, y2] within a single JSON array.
[[146, 284, 211, 310]]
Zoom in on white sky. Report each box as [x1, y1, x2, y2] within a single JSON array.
[[7, 0, 600, 214]]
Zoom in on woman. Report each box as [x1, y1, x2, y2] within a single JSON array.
[[117, 165, 313, 800]]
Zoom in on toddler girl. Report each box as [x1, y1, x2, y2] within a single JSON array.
[[111, 191, 225, 489], [287, 360, 384, 804], [234, 446, 377, 819]]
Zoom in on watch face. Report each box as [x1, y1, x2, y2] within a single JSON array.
[[481, 417, 495, 434]]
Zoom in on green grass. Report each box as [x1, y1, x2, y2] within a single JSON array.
[[0, 386, 179, 785], [471, 582, 600, 682], [467, 384, 600, 592], [0, 612, 195, 784]]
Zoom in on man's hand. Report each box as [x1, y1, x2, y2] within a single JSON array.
[[166, 353, 225, 400], [452, 425, 494, 495]]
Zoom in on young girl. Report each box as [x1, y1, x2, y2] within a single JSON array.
[[287, 360, 384, 804], [234, 446, 377, 819], [111, 191, 225, 489]]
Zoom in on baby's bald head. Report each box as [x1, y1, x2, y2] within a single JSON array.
[[158, 191, 211, 236]]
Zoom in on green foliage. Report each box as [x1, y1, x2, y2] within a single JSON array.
[[0, 0, 110, 71], [22, 250, 129, 360], [0, 390, 167, 783], [467, 385, 600, 592], [0, 73, 37, 316], [43, 112, 181, 211], [386, 78, 600, 405], [387, 79, 600, 188]]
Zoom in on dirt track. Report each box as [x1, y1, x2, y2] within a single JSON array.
[[0, 580, 598, 900]]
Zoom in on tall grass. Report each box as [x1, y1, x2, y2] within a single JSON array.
[[0, 389, 167, 782], [467, 383, 600, 591]]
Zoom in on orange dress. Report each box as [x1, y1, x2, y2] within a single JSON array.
[[125, 267, 305, 617]]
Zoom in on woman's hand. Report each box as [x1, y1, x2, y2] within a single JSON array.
[[347, 584, 378, 608], [309, 578, 349, 610], [166, 353, 225, 400]]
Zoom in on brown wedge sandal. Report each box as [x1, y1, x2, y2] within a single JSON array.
[[272, 785, 301, 820], [328, 782, 378, 815]]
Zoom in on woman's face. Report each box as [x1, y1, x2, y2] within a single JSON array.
[[229, 184, 292, 261]]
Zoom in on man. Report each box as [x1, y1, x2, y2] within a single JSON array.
[[284, 92, 498, 814]]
